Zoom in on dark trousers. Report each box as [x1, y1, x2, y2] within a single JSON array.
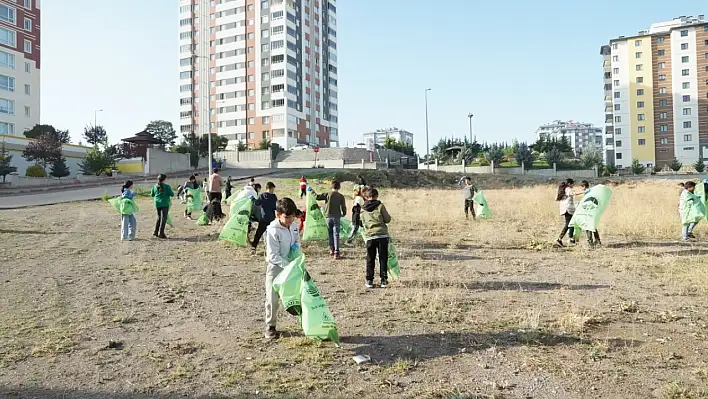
[[154, 207, 169, 235], [464, 199, 476, 218], [366, 237, 389, 281], [559, 212, 574, 240], [300, 187, 306, 198], [209, 192, 223, 202], [586, 230, 601, 244], [251, 219, 270, 249]]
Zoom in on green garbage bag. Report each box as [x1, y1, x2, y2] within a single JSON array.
[[196, 213, 209, 226], [570, 185, 612, 236], [695, 182, 708, 220], [387, 240, 401, 280], [340, 218, 352, 239], [108, 197, 139, 215], [300, 269, 339, 344], [682, 191, 706, 225], [472, 191, 492, 218], [219, 198, 252, 247], [272, 253, 306, 316], [303, 190, 328, 241], [108, 197, 121, 213], [186, 188, 203, 213]]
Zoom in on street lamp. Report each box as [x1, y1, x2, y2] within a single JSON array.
[[192, 54, 212, 184], [94, 109, 103, 127], [424, 88, 431, 169], [467, 113, 474, 143]]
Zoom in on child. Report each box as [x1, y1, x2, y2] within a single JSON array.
[[150, 173, 174, 239], [120, 180, 137, 241], [299, 175, 308, 198], [462, 176, 477, 220], [580, 180, 601, 246], [176, 184, 185, 203], [252, 182, 278, 253], [555, 178, 579, 247], [310, 181, 347, 259], [264, 197, 300, 339], [298, 208, 306, 233], [183, 174, 200, 219], [347, 186, 364, 243], [361, 187, 392, 289], [225, 176, 233, 201], [204, 198, 226, 224], [680, 181, 699, 241]]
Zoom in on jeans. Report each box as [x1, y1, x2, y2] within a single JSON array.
[[366, 237, 389, 281], [464, 199, 476, 219], [209, 192, 223, 202], [327, 216, 341, 253], [559, 212, 575, 240], [683, 223, 697, 239], [121, 214, 136, 240], [154, 207, 169, 235]]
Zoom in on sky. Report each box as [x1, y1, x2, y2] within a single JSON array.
[[42, 0, 706, 154]]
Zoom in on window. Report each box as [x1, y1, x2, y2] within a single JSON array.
[[0, 4, 15, 23], [660, 125, 668, 132], [682, 56, 690, 63], [681, 30, 688, 37], [636, 52, 642, 58], [615, 128, 622, 135], [261, 72, 269, 81], [24, 62, 29, 73], [614, 104, 620, 111], [683, 82, 691, 89], [659, 112, 668, 119], [636, 77, 643, 84], [637, 89, 644, 95], [659, 87, 667, 94], [635, 39, 642, 46], [24, 18, 31, 31], [683, 95, 691, 102], [0, 98, 15, 115], [0, 50, 14, 69], [684, 121, 692, 129], [613, 55, 619, 62], [248, 117, 255, 125], [261, 29, 269, 39], [659, 99, 668, 106], [638, 139, 646, 145], [658, 62, 666, 69], [249, 132, 254, 139], [682, 69, 690, 76], [0, 27, 16, 47], [682, 43, 689, 50], [24, 84, 29, 95], [657, 37, 665, 44], [684, 147, 695, 151], [0, 74, 15, 92], [613, 68, 619, 74], [24, 106, 29, 117], [615, 140, 622, 147], [684, 134, 692, 141], [615, 116, 622, 123], [660, 137, 669, 144], [24, 0, 30, 7], [638, 126, 645, 133], [612, 43, 618, 50], [637, 101, 644, 108], [683, 108, 691, 115], [635, 64, 643, 71], [262, 116, 270, 125], [658, 50, 665, 56], [637, 114, 645, 121], [616, 153, 623, 160], [0, 121, 13, 135], [614, 79, 620, 87]]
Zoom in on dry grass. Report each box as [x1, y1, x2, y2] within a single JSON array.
[[0, 177, 707, 398]]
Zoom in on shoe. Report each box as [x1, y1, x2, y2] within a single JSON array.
[[158, 233, 168, 239], [153, 232, 158, 238], [570, 239, 577, 245], [688, 233, 697, 239], [365, 280, 374, 289], [555, 239, 564, 247], [250, 247, 257, 255], [329, 248, 335, 256], [595, 239, 602, 246], [380, 279, 388, 288], [334, 252, 342, 260], [264, 326, 278, 340]]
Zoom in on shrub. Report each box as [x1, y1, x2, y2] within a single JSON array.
[[694, 159, 705, 173], [669, 158, 683, 172], [653, 165, 663, 174], [631, 159, 646, 175], [605, 164, 618, 175], [25, 164, 46, 177]]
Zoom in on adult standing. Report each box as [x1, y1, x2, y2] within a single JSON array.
[[209, 168, 223, 202]]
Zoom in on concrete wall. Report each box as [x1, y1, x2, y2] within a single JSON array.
[[117, 158, 144, 174], [425, 163, 596, 178], [1, 134, 92, 177], [214, 150, 272, 169], [145, 148, 206, 175], [275, 159, 345, 169]]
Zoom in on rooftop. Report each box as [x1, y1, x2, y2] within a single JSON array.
[[609, 15, 706, 42]]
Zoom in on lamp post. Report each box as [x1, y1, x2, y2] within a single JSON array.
[[424, 88, 431, 168], [192, 54, 212, 184], [94, 109, 103, 128], [467, 113, 474, 143]]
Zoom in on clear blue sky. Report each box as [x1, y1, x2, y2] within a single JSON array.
[[42, 0, 705, 153]]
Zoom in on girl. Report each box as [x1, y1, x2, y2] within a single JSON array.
[[580, 180, 601, 246], [182, 174, 200, 219], [120, 180, 137, 241], [150, 174, 174, 239], [347, 186, 365, 243], [555, 178, 580, 247]]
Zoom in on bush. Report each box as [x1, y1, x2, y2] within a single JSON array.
[[605, 164, 618, 175], [694, 159, 705, 173], [653, 165, 663, 174], [669, 158, 683, 172], [25, 164, 46, 177], [479, 160, 490, 166], [631, 159, 646, 175]]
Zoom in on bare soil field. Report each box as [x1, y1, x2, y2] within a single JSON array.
[[1, 177, 708, 399]]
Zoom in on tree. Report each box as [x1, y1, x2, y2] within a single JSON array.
[[695, 159, 706, 173], [669, 158, 683, 172], [23, 133, 63, 173], [382, 136, 416, 157], [631, 159, 646, 175], [237, 141, 247, 151], [83, 125, 108, 146], [145, 120, 177, 149], [605, 164, 618, 174], [483, 144, 504, 167], [514, 142, 534, 169], [545, 147, 562, 166], [259, 138, 269, 150], [581, 149, 603, 168], [0, 141, 17, 182], [50, 157, 71, 178], [197, 133, 228, 157], [24, 124, 71, 143], [79, 147, 114, 176]]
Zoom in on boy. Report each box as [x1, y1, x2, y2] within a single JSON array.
[[264, 197, 300, 339], [311, 181, 347, 259], [680, 181, 699, 241], [580, 180, 601, 246], [251, 182, 278, 253], [299, 175, 308, 198], [360, 187, 392, 289], [462, 176, 477, 219]]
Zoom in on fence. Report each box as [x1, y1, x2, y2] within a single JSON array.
[[215, 150, 272, 168], [421, 162, 597, 178]]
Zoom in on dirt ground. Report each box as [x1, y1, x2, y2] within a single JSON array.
[[1, 177, 708, 399]]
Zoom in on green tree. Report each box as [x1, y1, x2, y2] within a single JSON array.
[[669, 158, 683, 172], [605, 164, 618, 174], [25, 164, 45, 177], [545, 147, 562, 166], [514, 142, 534, 169], [695, 159, 706, 173], [79, 147, 114, 176], [24, 124, 71, 143], [631, 159, 646, 175], [581, 149, 604, 168], [198, 133, 228, 157], [50, 157, 71, 178], [23, 133, 63, 173], [259, 138, 269, 150], [483, 144, 504, 167], [0, 141, 17, 182], [145, 120, 177, 149], [237, 141, 247, 151], [83, 125, 108, 146]]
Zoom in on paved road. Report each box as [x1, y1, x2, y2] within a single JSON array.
[[0, 169, 281, 210]]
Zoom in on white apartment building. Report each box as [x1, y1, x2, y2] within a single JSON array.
[[534, 120, 603, 156], [0, 0, 40, 138], [362, 127, 414, 150], [178, 0, 339, 150]]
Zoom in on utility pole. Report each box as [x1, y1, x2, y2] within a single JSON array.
[[467, 113, 474, 143], [424, 88, 431, 168]]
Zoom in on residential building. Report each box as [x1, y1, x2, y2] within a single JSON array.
[[0, 0, 40, 137], [534, 120, 603, 156], [362, 127, 414, 150], [602, 15, 708, 168], [178, 0, 339, 150]]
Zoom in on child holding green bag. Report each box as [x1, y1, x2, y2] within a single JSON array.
[[120, 180, 137, 241], [361, 187, 392, 289]]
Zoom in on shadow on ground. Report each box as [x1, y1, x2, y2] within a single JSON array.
[[606, 241, 708, 249], [0, 229, 64, 235], [401, 280, 610, 291], [0, 389, 264, 399], [341, 330, 640, 364]]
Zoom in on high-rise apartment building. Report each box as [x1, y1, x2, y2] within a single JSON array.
[[0, 0, 40, 137], [362, 127, 414, 150], [178, 0, 339, 150], [602, 15, 708, 169], [534, 120, 603, 157]]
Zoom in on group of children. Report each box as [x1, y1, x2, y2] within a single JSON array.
[[554, 179, 601, 247]]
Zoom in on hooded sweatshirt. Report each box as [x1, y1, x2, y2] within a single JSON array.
[[360, 199, 391, 240], [256, 192, 278, 223], [265, 218, 300, 269]]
